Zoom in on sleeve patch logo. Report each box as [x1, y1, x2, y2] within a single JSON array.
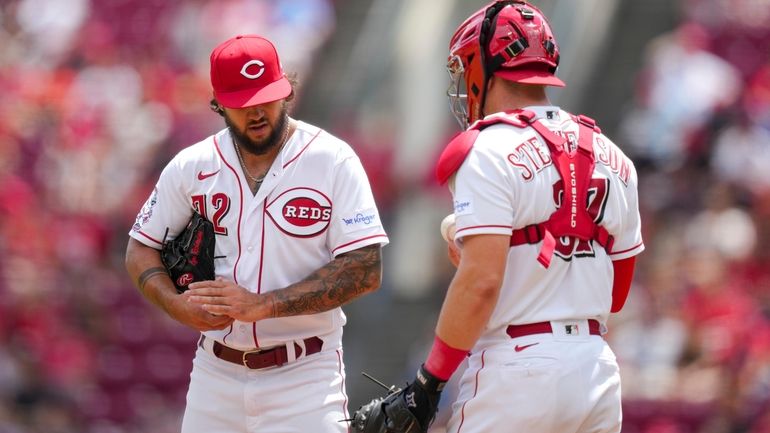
[[339, 208, 379, 234], [454, 198, 473, 215], [342, 212, 377, 227], [266, 187, 332, 237], [132, 187, 158, 232]]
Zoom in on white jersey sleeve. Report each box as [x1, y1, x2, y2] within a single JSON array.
[[129, 144, 210, 248], [327, 152, 389, 256], [451, 126, 518, 240]]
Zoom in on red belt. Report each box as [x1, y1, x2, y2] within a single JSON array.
[[506, 319, 601, 339], [204, 336, 324, 369]]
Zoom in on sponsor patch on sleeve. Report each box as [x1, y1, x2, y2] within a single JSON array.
[[453, 197, 473, 216], [132, 187, 159, 232], [340, 208, 380, 233]]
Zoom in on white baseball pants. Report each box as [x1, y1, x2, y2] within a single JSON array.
[[447, 323, 622, 433], [181, 345, 349, 433]]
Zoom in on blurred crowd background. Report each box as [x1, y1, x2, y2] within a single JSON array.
[[1, 0, 770, 432]]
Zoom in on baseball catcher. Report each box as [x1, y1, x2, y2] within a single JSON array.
[[160, 212, 216, 293], [351, 365, 445, 433]]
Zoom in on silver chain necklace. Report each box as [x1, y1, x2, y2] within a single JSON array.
[[234, 141, 266, 184], [234, 124, 291, 185]]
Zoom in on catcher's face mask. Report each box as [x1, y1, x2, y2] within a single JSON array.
[[446, 54, 469, 130]]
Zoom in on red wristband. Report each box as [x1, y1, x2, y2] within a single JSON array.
[[424, 335, 468, 381]]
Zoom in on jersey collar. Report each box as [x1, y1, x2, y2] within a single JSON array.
[[522, 105, 562, 122]]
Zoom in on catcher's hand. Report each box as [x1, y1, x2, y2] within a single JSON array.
[[352, 365, 445, 433], [160, 213, 216, 293]]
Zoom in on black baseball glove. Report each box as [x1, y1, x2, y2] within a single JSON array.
[[160, 212, 216, 293], [352, 365, 445, 433]]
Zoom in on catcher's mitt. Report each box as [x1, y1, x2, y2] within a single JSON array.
[[160, 213, 215, 293], [352, 365, 445, 433]]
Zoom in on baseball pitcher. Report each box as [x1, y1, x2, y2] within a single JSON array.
[[125, 35, 388, 433]]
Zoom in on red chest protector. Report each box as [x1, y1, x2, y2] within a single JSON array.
[[435, 109, 614, 268]]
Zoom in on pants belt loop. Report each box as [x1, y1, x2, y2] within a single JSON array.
[[200, 334, 217, 355], [286, 340, 298, 363]]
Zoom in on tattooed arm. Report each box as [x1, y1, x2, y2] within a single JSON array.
[[186, 244, 382, 321], [271, 244, 382, 316], [125, 238, 234, 331]]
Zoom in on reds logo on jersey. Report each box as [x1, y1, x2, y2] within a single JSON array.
[[266, 187, 332, 237]]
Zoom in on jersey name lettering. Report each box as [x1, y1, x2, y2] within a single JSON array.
[[507, 137, 552, 181], [595, 137, 631, 185]]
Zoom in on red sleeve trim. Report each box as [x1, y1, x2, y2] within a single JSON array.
[[331, 234, 388, 255], [135, 230, 164, 247], [609, 241, 644, 256], [455, 224, 513, 236]]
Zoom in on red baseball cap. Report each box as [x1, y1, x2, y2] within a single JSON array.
[[210, 35, 292, 108], [494, 65, 565, 87]]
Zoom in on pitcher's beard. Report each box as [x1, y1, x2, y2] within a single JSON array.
[[226, 107, 289, 156]]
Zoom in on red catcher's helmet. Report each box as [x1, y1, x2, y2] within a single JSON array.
[[447, 0, 563, 129]]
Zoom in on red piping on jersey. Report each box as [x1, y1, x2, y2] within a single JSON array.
[[257, 198, 268, 295], [214, 135, 244, 346], [136, 230, 163, 247], [251, 198, 270, 348], [283, 128, 322, 169], [456, 350, 486, 433], [609, 241, 644, 256], [213, 135, 245, 286], [337, 350, 351, 433], [331, 234, 388, 256], [455, 224, 513, 236]]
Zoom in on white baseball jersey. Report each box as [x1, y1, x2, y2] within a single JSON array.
[[130, 120, 389, 350], [444, 106, 642, 433], [450, 106, 644, 339]]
